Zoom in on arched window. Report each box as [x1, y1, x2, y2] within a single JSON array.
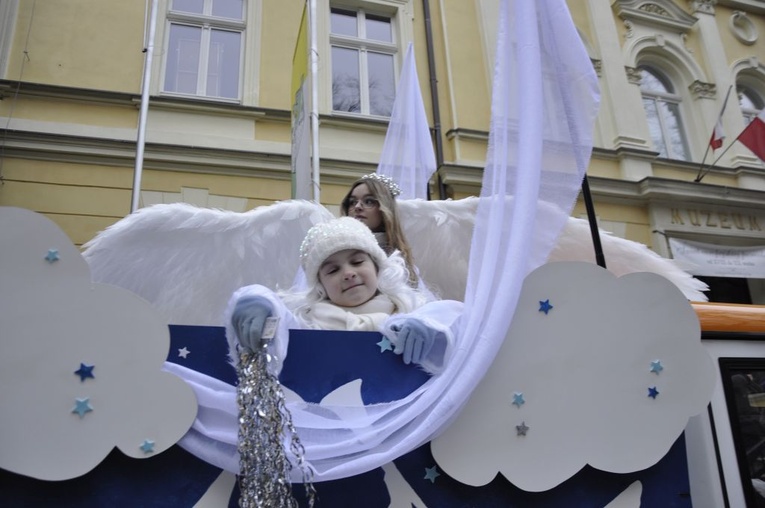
[[639, 66, 690, 160], [738, 84, 764, 125]]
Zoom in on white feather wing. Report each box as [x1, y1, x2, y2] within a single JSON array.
[[398, 198, 478, 301], [398, 198, 707, 302], [82, 201, 333, 326], [551, 218, 708, 301]]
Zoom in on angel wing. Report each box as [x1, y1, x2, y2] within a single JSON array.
[[82, 200, 333, 326], [398, 198, 477, 300], [551, 217, 709, 301], [398, 197, 708, 302]]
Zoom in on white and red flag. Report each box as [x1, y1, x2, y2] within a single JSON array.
[[709, 117, 725, 150], [738, 109, 765, 161]]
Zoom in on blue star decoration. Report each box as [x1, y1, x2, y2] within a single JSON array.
[[512, 392, 525, 408], [74, 363, 95, 382], [44, 249, 60, 263], [650, 360, 664, 374], [140, 439, 155, 454], [516, 421, 530, 436], [423, 465, 440, 483], [72, 398, 93, 418], [376, 337, 393, 353], [538, 299, 553, 315], [648, 386, 660, 399]]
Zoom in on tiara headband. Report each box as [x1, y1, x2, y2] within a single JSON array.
[[361, 173, 401, 198]]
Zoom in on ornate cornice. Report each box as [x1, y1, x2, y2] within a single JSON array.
[[613, 0, 698, 33], [717, 0, 765, 15]]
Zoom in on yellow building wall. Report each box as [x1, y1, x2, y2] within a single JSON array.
[[438, 2, 490, 133], [259, 1, 305, 110], [6, 1, 143, 92], [0, 95, 138, 128], [714, 5, 765, 64]]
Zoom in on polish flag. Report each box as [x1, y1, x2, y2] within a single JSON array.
[[739, 110, 765, 161], [709, 117, 724, 150]]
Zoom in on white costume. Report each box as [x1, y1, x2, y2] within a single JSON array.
[[225, 283, 462, 376]]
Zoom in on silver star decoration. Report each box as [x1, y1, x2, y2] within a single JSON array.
[[178, 347, 190, 359], [516, 421, 529, 436]]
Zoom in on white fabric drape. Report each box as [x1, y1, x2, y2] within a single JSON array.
[[172, 0, 599, 481], [376, 42, 436, 200]]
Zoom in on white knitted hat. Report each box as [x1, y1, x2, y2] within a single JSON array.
[[300, 217, 387, 287]]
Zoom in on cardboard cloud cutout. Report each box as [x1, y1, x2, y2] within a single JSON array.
[[0, 207, 197, 481], [431, 261, 715, 492]]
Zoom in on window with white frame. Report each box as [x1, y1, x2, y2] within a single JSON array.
[[639, 66, 690, 161], [329, 6, 397, 117], [163, 0, 245, 100]]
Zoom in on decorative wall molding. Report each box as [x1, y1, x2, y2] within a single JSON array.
[[689, 0, 716, 15], [592, 58, 603, 77], [626, 66, 643, 85], [688, 80, 717, 99], [624, 19, 635, 38], [613, 0, 698, 33], [680, 33, 694, 53], [729, 11, 758, 45], [717, 0, 765, 15]]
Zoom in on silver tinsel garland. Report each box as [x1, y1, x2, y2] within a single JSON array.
[[237, 345, 316, 508]]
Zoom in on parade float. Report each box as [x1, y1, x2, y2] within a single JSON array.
[[2, 0, 763, 506]]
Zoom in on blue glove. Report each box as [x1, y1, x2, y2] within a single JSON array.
[[231, 296, 273, 353], [394, 319, 438, 365]]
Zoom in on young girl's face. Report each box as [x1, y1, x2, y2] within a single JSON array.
[[347, 183, 384, 232], [318, 249, 379, 307]]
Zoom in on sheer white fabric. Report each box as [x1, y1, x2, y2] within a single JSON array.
[[171, 0, 599, 481], [376, 42, 436, 200]]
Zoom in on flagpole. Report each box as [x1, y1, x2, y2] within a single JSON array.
[[694, 84, 733, 183], [309, 0, 320, 202], [131, 0, 158, 213]]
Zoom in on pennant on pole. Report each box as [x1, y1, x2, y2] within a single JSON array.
[[709, 118, 724, 150], [738, 110, 765, 161], [376, 42, 436, 200], [708, 85, 732, 152]]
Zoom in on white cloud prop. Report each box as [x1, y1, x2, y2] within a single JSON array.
[[0, 207, 197, 481], [431, 261, 715, 492]]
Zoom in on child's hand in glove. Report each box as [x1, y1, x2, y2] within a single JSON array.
[[231, 296, 273, 352], [393, 319, 438, 365]]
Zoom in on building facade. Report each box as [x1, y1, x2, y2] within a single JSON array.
[[1, 0, 764, 301]]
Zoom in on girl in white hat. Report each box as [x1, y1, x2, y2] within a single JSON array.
[[225, 216, 462, 375]]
